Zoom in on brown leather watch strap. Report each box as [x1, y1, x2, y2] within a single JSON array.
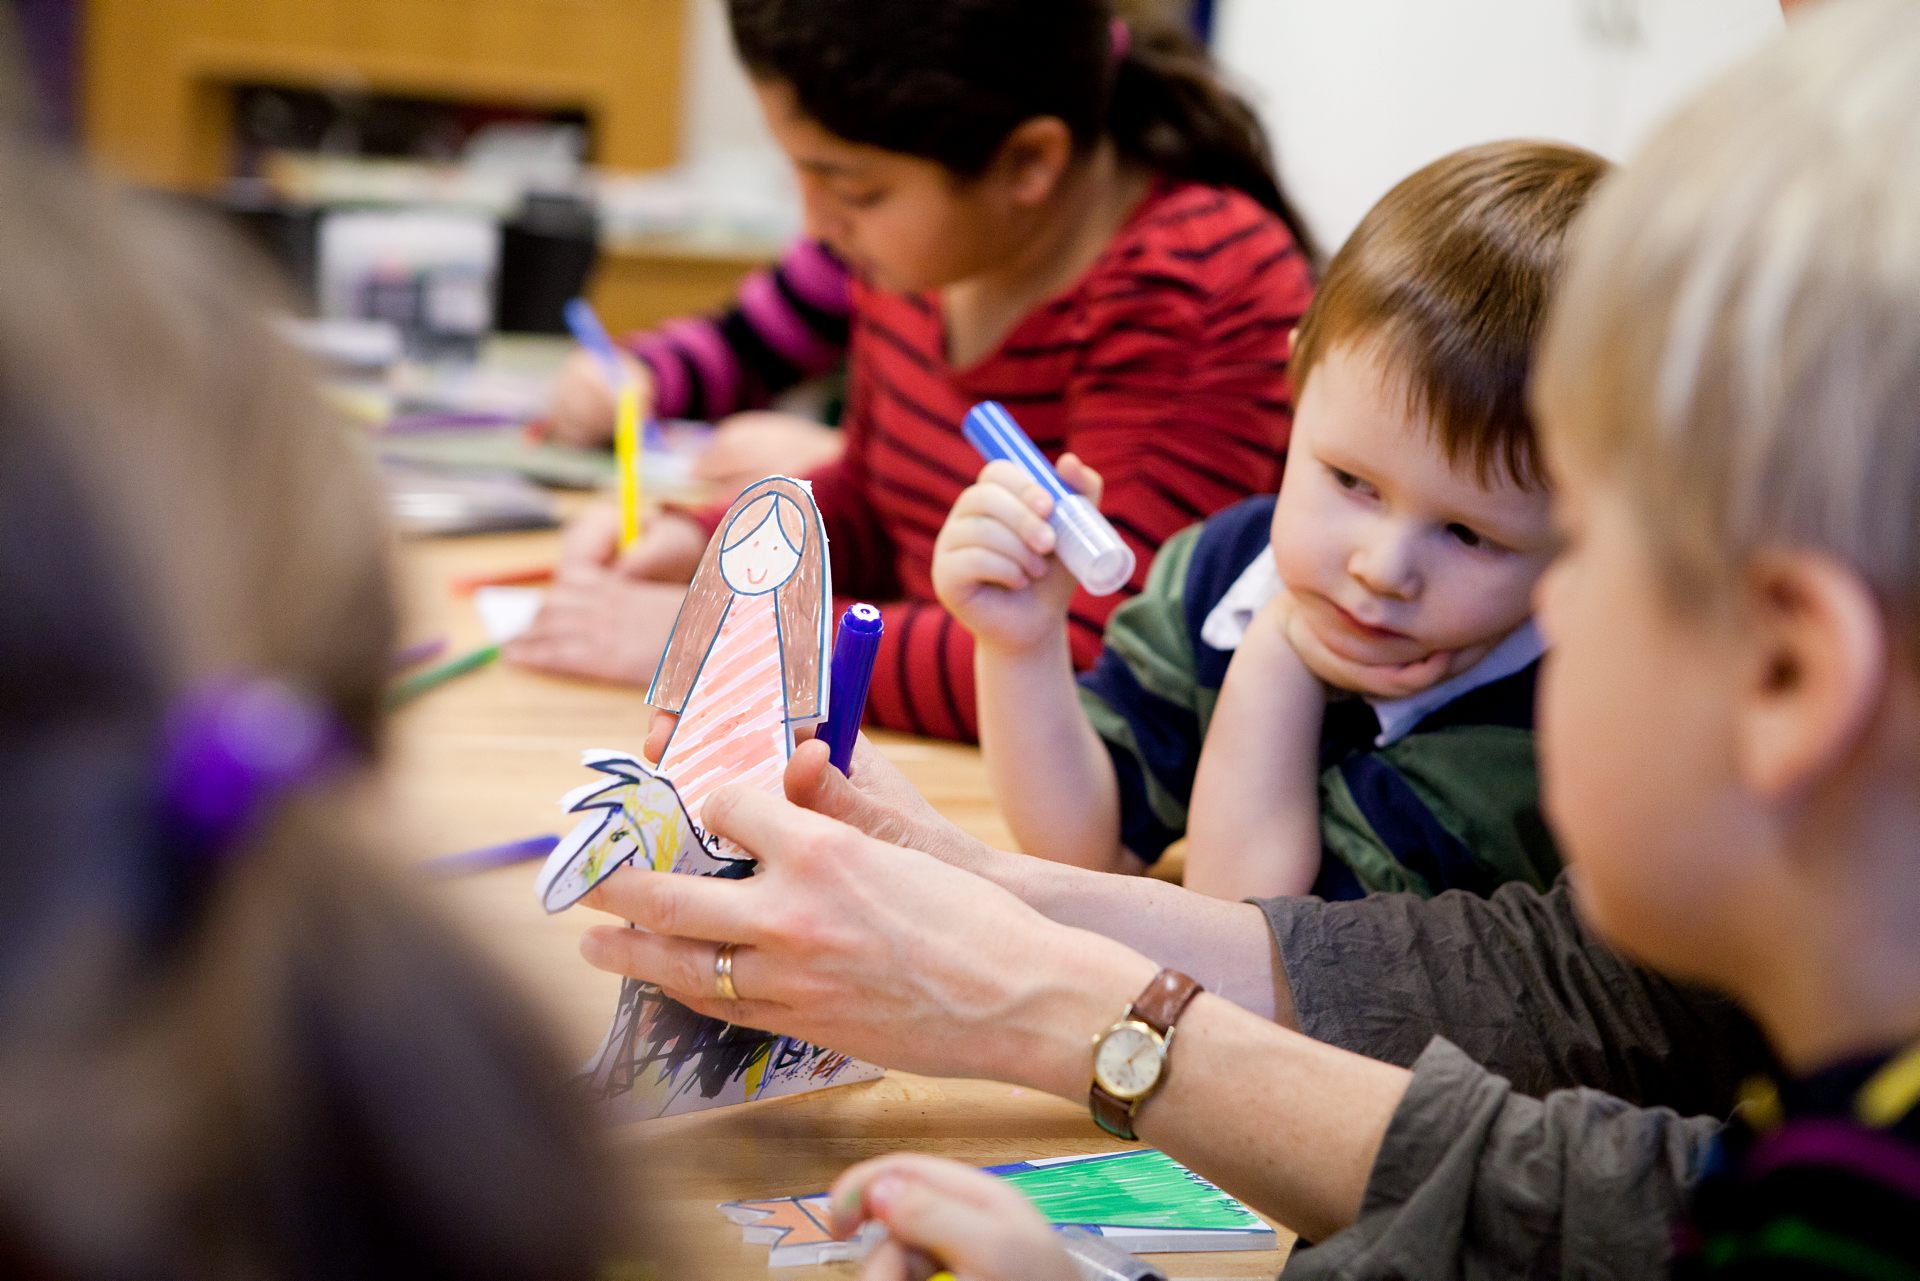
[[1129, 968, 1202, 1037], [1091, 1082, 1136, 1139], [1090, 969, 1205, 1141]]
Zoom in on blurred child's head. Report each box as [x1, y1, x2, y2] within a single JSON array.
[[1532, 0, 1920, 1017], [1270, 141, 1608, 697], [725, 0, 1310, 291], [0, 104, 608, 1278]]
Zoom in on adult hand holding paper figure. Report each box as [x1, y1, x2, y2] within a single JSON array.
[[576, 786, 1158, 1085], [534, 476, 882, 1120]]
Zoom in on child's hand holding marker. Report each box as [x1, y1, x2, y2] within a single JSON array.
[[557, 502, 708, 581], [933, 454, 1106, 654], [536, 343, 653, 448], [828, 1154, 1078, 1281]]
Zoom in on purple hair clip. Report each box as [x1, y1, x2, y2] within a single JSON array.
[[1110, 16, 1132, 62], [158, 679, 348, 859]]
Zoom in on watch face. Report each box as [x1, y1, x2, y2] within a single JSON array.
[[1093, 1021, 1164, 1100]]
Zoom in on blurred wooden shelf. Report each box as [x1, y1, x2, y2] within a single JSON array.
[[590, 231, 779, 333], [84, 0, 688, 190]]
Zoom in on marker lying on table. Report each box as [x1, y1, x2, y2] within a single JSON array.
[[390, 635, 447, 671], [385, 642, 501, 709], [961, 400, 1136, 596], [419, 833, 559, 877], [817, 603, 883, 774], [451, 563, 556, 595], [562, 297, 646, 549]]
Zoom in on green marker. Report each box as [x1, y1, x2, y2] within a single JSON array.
[[386, 642, 501, 709]]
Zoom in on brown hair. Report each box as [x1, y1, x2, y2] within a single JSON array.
[[650, 477, 829, 720], [0, 85, 610, 1281], [1290, 140, 1610, 489], [727, 0, 1315, 256]]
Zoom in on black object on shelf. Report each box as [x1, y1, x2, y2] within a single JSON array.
[[497, 191, 599, 335]]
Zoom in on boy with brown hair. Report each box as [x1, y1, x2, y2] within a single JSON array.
[[934, 140, 1606, 899]]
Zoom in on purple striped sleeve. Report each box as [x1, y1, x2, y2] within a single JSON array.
[[627, 331, 693, 417], [784, 239, 853, 311], [1748, 1120, 1920, 1199], [666, 317, 744, 418], [740, 269, 842, 373], [618, 238, 853, 421]]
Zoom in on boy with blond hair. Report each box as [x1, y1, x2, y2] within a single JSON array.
[[934, 141, 1605, 899], [1515, 0, 1920, 1268]]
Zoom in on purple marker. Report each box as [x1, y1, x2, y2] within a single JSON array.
[[962, 400, 1136, 596], [418, 833, 560, 877], [817, 604, 883, 775], [390, 636, 448, 672]]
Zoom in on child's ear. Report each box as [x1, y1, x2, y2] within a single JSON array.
[[992, 117, 1075, 206], [1734, 550, 1888, 802]]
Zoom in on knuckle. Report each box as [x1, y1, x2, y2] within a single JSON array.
[[641, 883, 683, 936], [671, 945, 710, 996]]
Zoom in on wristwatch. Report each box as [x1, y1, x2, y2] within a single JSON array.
[[1088, 968, 1203, 1141]]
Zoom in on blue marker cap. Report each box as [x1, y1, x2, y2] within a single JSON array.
[[818, 603, 884, 774], [962, 401, 1136, 596]]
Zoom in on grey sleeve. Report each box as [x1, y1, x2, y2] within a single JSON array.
[[1285, 1039, 1720, 1281], [1257, 877, 1769, 1113]]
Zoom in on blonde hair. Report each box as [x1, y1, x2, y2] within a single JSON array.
[[1291, 140, 1609, 489], [1535, 0, 1920, 667], [650, 477, 829, 719]]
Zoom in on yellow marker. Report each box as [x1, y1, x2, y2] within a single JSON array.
[[616, 383, 644, 548], [1859, 1041, 1920, 1128]]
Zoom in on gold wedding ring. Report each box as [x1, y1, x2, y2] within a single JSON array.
[[713, 941, 741, 1002]]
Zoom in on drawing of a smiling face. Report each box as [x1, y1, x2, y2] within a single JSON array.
[[719, 502, 803, 596]]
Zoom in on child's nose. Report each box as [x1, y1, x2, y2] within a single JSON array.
[[796, 183, 847, 254], [1350, 527, 1420, 599]]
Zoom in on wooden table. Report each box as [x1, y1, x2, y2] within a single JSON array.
[[386, 524, 1292, 1277]]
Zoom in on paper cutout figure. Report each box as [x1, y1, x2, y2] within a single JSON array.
[[535, 477, 882, 1120], [719, 1149, 1278, 1268], [534, 751, 722, 914], [649, 475, 830, 837]]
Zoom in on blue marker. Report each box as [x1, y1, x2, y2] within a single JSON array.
[[562, 297, 627, 387], [817, 603, 883, 775], [962, 401, 1136, 596], [564, 296, 664, 449], [418, 833, 559, 877]]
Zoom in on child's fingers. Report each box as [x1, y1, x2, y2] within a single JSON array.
[[951, 482, 1056, 557], [544, 350, 619, 445], [830, 1157, 1071, 1281], [1056, 452, 1104, 503], [558, 503, 624, 568], [858, 1239, 946, 1281], [940, 546, 1033, 593], [975, 459, 1056, 518], [949, 509, 1051, 576]]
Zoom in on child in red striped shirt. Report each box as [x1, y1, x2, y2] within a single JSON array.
[[510, 0, 1316, 742]]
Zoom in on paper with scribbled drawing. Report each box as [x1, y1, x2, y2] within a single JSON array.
[[719, 1149, 1278, 1267], [534, 751, 736, 912], [536, 477, 881, 1120]]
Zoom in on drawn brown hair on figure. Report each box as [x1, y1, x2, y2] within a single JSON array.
[[648, 476, 828, 721]]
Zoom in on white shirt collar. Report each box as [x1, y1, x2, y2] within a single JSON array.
[[1199, 547, 1546, 747]]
